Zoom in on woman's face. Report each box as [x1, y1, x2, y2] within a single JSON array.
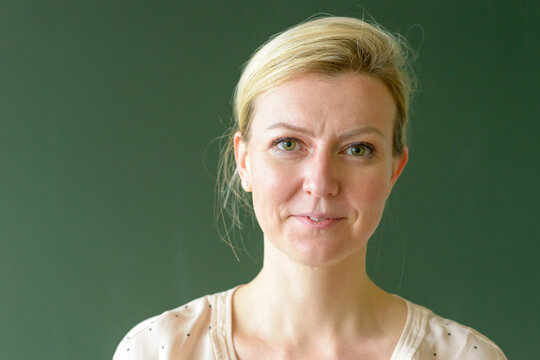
[[234, 72, 408, 267]]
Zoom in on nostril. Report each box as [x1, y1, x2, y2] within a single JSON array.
[[303, 179, 339, 198]]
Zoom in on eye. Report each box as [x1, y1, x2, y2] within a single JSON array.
[[274, 138, 299, 151], [343, 143, 374, 157]]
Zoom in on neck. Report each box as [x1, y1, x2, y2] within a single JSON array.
[[233, 238, 397, 345]]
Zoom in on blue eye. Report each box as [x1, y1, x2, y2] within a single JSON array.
[[345, 143, 374, 156], [275, 138, 298, 151]]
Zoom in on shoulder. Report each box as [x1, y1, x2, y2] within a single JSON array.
[[112, 288, 233, 360], [405, 300, 507, 360]]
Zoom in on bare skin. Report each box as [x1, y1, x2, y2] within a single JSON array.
[[232, 72, 409, 359], [232, 243, 407, 359]]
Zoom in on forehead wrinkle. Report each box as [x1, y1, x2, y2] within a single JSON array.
[[338, 126, 386, 140], [252, 73, 395, 142], [265, 122, 314, 136], [265, 122, 385, 142]]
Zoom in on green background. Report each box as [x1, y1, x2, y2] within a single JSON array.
[[1, 1, 537, 359]]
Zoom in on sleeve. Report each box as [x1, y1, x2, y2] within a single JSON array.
[[112, 296, 215, 360], [414, 309, 507, 360], [113, 316, 158, 360]]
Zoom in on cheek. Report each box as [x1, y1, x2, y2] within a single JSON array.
[[249, 156, 301, 225], [350, 169, 389, 206], [346, 168, 391, 239], [345, 170, 390, 244]]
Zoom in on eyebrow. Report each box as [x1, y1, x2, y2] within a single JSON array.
[[265, 122, 386, 140]]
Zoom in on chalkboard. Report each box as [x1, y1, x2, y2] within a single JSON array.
[[0, 1, 537, 359]]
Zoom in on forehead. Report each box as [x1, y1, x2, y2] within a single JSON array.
[[250, 72, 397, 137]]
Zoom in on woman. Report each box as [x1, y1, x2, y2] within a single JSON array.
[[114, 16, 506, 359]]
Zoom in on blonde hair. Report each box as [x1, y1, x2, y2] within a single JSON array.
[[217, 16, 416, 254]]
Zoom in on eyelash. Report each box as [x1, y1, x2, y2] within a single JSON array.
[[343, 142, 375, 157], [272, 137, 303, 152], [271, 137, 375, 157]]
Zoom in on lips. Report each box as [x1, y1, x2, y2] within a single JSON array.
[[295, 213, 343, 220], [291, 213, 345, 229]]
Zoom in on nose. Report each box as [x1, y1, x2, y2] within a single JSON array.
[[302, 151, 339, 198]]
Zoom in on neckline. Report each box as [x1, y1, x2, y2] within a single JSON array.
[[225, 285, 241, 360], [389, 295, 414, 360], [221, 287, 423, 360]]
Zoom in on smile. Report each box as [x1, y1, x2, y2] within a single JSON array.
[[292, 214, 344, 229]]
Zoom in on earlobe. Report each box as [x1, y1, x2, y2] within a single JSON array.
[[233, 131, 251, 192], [387, 145, 408, 197]]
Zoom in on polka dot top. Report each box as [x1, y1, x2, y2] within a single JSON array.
[[113, 287, 507, 359]]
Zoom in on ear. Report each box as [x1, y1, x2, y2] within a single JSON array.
[[233, 131, 252, 192], [386, 145, 408, 197]]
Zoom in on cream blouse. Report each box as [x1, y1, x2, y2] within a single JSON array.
[[113, 287, 506, 359]]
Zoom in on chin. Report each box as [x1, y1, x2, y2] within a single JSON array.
[[281, 233, 368, 268]]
